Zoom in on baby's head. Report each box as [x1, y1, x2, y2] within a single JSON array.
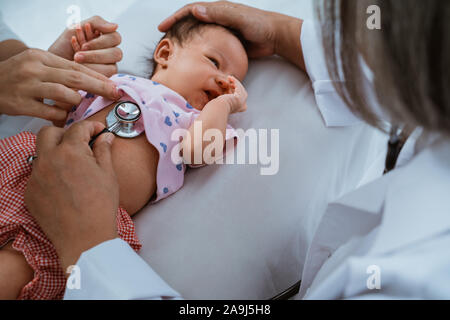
[[149, 15, 249, 110]]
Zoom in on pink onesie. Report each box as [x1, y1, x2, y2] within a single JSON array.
[[65, 74, 238, 202]]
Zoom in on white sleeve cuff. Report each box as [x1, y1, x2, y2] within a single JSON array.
[[300, 20, 361, 127], [64, 238, 182, 300]]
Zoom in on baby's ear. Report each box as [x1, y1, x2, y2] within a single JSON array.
[[153, 39, 174, 68]]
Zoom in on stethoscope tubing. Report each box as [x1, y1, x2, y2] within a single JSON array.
[[88, 127, 111, 149]]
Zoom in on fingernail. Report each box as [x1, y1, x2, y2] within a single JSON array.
[[81, 44, 89, 50], [195, 5, 207, 16], [75, 53, 84, 61], [113, 86, 121, 99], [104, 133, 114, 144]]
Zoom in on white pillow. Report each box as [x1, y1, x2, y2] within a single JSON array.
[[115, 1, 388, 299]]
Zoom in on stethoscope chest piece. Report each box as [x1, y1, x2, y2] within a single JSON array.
[[106, 101, 142, 139]]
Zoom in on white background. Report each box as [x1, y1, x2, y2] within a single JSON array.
[[0, 0, 314, 51]]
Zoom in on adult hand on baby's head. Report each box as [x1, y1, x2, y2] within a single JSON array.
[[159, 1, 277, 59], [159, 1, 305, 69], [25, 121, 119, 272], [49, 16, 122, 77], [216, 76, 248, 114]]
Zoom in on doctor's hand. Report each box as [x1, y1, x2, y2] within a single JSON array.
[[25, 121, 119, 272], [0, 48, 120, 121], [49, 16, 122, 77], [158, 1, 305, 70]]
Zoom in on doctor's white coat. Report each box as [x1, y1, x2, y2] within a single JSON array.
[[298, 133, 450, 299], [296, 20, 450, 299]]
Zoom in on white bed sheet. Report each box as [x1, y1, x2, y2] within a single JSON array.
[[0, 0, 387, 299]]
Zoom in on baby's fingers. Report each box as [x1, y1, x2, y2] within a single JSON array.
[[76, 25, 87, 46], [228, 76, 247, 101], [226, 76, 248, 113], [84, 23, 95, 41], [71, 36, 81, 53]]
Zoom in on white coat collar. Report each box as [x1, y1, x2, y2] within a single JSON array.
[[369, 135, 450, 254], [324, 134, 450, 255], [299, 134, 450, 297]]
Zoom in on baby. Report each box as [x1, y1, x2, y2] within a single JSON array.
[[0, 15, 248, 299]]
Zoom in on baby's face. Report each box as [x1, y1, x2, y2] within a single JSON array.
[[152, 26, 248, 110]]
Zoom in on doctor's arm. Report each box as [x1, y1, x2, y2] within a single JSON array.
[[0, 39, 27, 61], [25, 121, 181, 300], [0, 12, 27, 61]]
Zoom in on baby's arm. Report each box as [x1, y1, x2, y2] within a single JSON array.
[[181, 76, 247, 165]]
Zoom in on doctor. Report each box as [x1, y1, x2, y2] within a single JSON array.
[[25, 0, 450, 299]]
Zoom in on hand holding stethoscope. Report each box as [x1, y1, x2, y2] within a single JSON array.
[[28, 101, 142, 164]]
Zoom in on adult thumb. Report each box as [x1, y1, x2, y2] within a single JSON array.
[[92, 132, 115, 170], [89, 16, 118, 33]]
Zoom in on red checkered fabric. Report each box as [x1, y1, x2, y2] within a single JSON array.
[[0, 132, 142, 300]]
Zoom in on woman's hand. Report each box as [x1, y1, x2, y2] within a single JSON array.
[[0, 48, 120, 121], [158, 1, 305, 69], [25, 121, 119, 272], [49, 16, 122, 77]]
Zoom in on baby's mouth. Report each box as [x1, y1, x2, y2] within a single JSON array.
[[204, 90, 213, 102], [204, 89, 220, 102]]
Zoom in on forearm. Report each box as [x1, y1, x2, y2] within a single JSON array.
[[0, 39, 28, 61], [182, 100, 230, 164], [273, 14, 305, 71]]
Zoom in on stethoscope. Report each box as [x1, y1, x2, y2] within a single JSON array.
[[384, 125, 408, 174], [27, 101, 143, 165], [88, 101, 143, 147]]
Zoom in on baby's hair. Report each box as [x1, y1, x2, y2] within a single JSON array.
[[148, 14, 247, 78]]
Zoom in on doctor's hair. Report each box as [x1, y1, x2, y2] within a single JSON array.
[[148, 14, 247, 79], [318, 0, 450, 136]]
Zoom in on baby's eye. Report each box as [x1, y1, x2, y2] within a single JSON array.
[[208, 57, 220, 68]]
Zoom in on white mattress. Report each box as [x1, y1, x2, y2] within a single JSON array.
[[0, 0, 388, 299]]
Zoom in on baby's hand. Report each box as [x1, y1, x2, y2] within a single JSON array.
[[70, 22, 101, 54], [70, 22, 121, 77], [218, 76, 248, 114]]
